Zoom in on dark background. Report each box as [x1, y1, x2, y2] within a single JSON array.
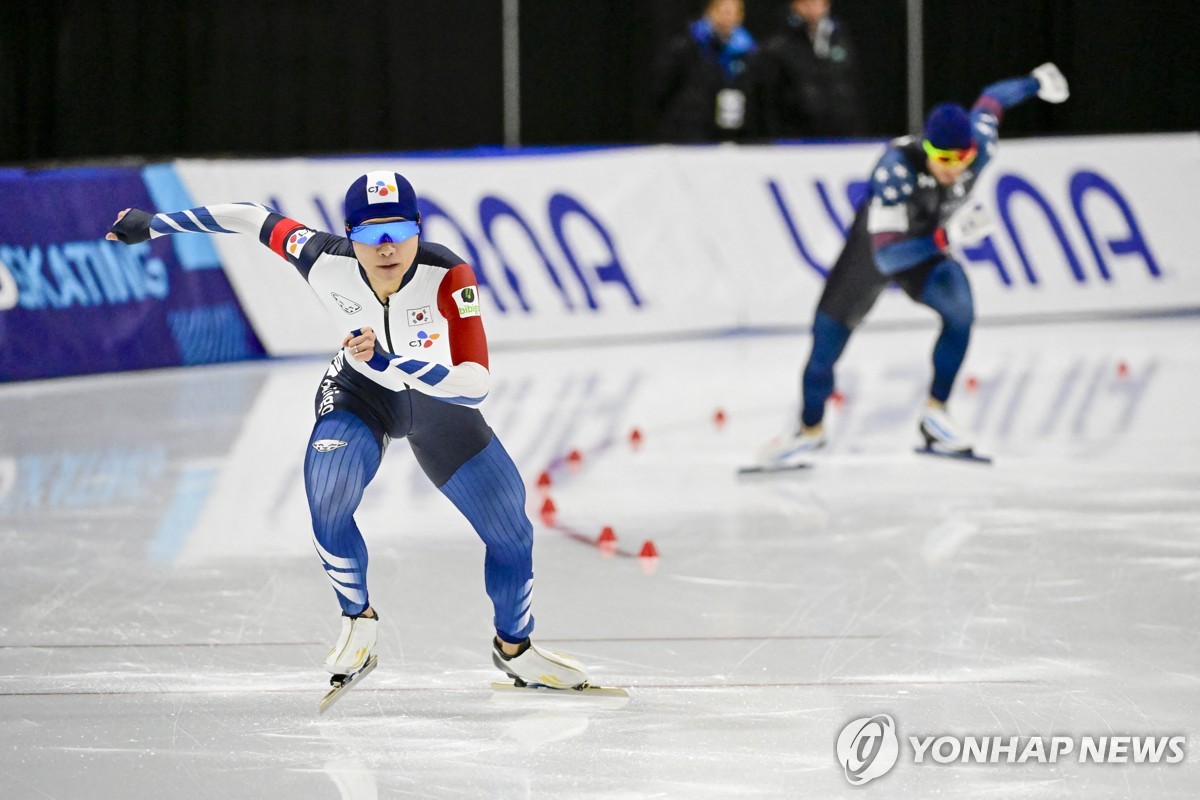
[[1, 0, 1196, 164]]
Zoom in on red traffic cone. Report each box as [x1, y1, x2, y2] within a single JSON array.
[[566, 449, 584, 469], [536, 470, 553, 490], [639, 540, 659, 559], [965, 376, 979, 391], [629, 427, 644, 448], [1116, 361, 1129, 378], [713, 409, 727, 428]]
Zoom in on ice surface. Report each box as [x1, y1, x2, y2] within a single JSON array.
[[1, 317, 1197, 798]]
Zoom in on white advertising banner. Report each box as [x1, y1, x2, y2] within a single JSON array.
[[172, 134, 1200, 356]]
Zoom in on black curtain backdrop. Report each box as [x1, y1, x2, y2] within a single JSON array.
[[1, 0, 1196, 164]]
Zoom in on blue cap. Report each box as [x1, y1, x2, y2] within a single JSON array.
[[343, 171, 419, 230], [923, 103, 972, 150]]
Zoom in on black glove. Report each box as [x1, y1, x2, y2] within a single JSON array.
[[108, 208, 155, 244]]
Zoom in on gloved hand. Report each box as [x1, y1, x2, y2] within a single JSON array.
[[105, 208, 155, 245], [1031, 62, 1069, 103], [943, 201, 996, 247]]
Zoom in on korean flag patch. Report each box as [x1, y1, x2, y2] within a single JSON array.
[[408, 306, 432, 326], [286, 227, 317, 258], [452, 285, 480, 318]]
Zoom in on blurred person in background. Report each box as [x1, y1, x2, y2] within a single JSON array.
[[757, 64, 1070, 467], [756, 0, 866, 138], [651, 0, 760, 143], [105, 173, 594, 697]]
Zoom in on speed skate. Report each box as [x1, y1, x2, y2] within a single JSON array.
[[914, 446, 993, 464], [318, 654, 379, 713], [490, 679, 629, 698]]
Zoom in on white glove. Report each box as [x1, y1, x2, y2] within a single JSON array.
[[943, 201, 996, 246], [1031, 62, 1069, 103]]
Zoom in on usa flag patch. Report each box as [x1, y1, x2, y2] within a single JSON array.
[[286, 227, 317, 258]]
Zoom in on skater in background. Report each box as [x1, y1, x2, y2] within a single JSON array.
[[106, 172, 591, 694], [651, 0, 760, 143], [759, 63, 1070, 466]]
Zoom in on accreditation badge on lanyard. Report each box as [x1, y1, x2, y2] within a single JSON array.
[[715, 88, 746, 130]]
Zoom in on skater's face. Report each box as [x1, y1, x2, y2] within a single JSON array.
[[351, 216, 420, 288], [923, 140, 977, 185]]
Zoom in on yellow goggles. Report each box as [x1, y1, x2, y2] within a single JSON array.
[[923, 139, 978, 166]]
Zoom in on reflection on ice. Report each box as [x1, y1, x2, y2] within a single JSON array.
[[0, 317, 1197, 797]]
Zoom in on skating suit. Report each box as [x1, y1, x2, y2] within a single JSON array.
[[143, 203, 536, 642]]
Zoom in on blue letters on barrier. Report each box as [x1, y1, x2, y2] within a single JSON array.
[[996, 174, 1087, 284], [815, 180, 852, 238], [962, 236, 1014, 287], [767, 179, 831, 278], [479, 195, 566, 311], [0, 166, 263, 381], [1069, 170, 1162, 280], [417, 196, 509, 313], [548, 193, 643, 309]]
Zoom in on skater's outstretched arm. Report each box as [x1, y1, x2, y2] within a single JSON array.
[[106, 204, 350, 279], [970, 63, 1070, 172]]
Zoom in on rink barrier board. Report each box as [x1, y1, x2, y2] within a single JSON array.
[[1, 134, 1197, 380]]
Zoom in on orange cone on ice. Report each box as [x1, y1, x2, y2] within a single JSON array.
[[539, 496, 557, 525], [598, 526, 617, 557]]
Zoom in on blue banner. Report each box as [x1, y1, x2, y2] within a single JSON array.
[[0, 166, 265, 381]]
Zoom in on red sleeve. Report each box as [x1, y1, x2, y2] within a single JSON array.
[[265, 215, 306, 259], [436, 263, 489, 370]]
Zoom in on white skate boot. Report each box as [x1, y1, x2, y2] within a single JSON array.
[[919, 404, 974, 454], [492, 638, 591, 690], [325, 612, 378, 675], [754, 425, 827, 470], [319, 612, 379, 713]]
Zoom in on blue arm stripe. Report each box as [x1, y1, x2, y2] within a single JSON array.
[[192, 208, 235, 234], [165, 211, 206, 234], [420, 364, 449, 385], [395, 358, 428, 375]]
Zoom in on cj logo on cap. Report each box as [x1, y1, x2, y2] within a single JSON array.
[[836, 714, 899, 786], [365, 171, 399, 204]]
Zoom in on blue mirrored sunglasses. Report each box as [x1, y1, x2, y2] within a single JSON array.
[[348, 219, 420, 245]]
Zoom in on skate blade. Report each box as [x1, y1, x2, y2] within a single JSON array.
[[490, 680, 629, 698], [318, 654, 378, 714], [737, 462, 813, 476], [914, 446, 993, 465]]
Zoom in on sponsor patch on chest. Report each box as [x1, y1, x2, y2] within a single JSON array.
[[452, 285, 480, 318], [408, 306, 432, 326]]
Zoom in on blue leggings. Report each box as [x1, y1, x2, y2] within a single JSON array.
[[802, 259, 974, 426], [305, 380, 535, 642]]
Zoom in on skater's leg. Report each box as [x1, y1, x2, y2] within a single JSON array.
[[405, 395, 533, 643], [915, 258, 975, 403], [304, 410, 383, 617], [801, 310, 853, 429]]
